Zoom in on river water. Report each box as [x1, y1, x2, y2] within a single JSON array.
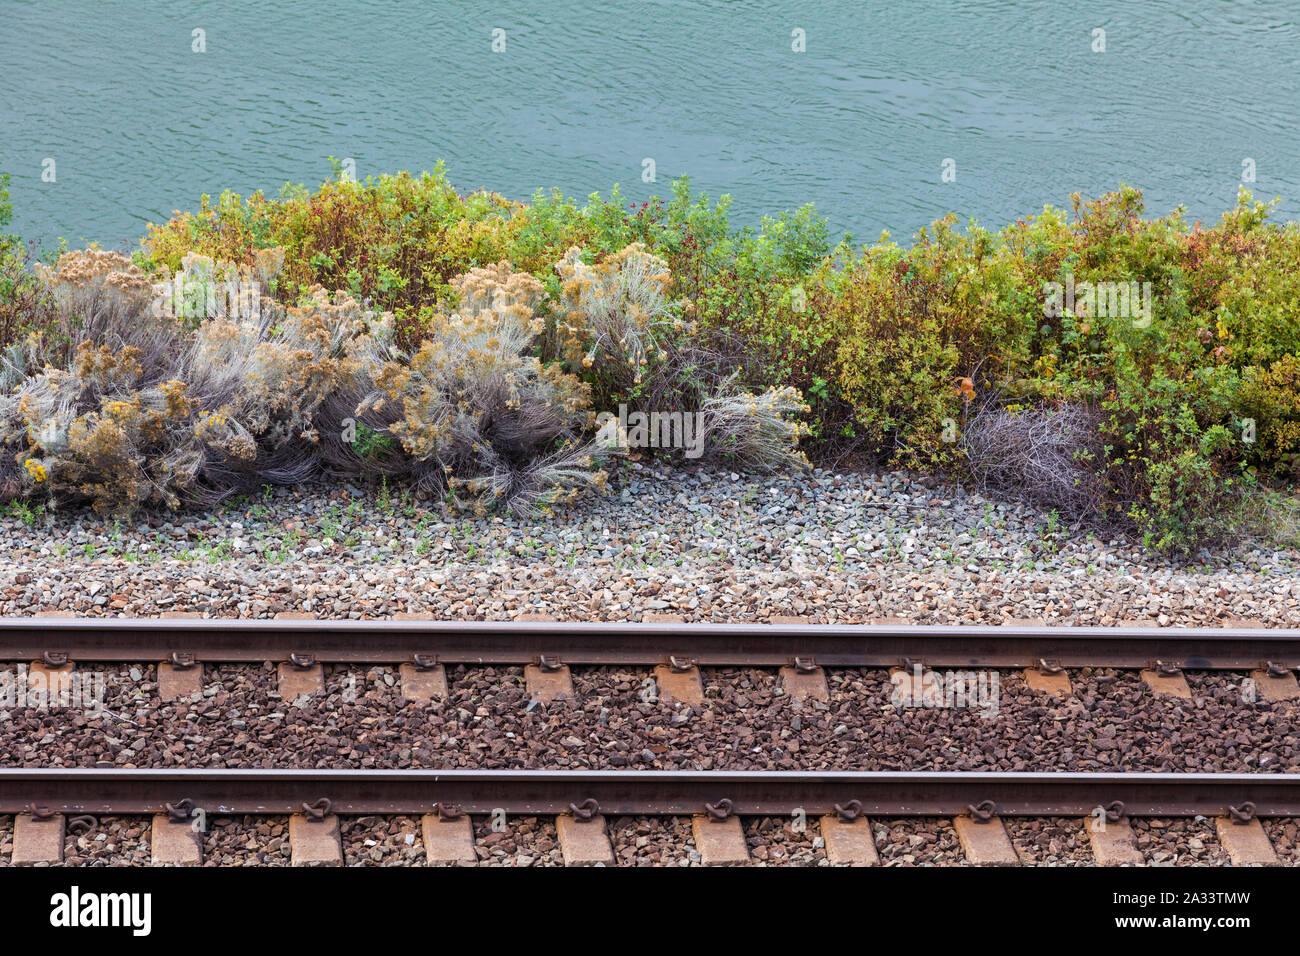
[[2, 0, 1298, 248]]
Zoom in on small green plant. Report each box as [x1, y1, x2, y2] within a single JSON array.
[[352, 423, 395, 459], [5, 499, 38, 526]]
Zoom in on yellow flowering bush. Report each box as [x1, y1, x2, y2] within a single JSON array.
[[553, 242, 678, 392]]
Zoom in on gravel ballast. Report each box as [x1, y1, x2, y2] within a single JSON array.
[[1, 662, 1293, 774], [0, 466, 1296, 626], [0, 812, 1280, 866], [1004, 817, 1094, 865]]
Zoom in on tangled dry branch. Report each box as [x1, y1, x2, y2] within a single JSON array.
[[960, 402, 1106, 523]]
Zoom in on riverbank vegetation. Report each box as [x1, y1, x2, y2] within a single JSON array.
[[2, 163, 1297, 553]]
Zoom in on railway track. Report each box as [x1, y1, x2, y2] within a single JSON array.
[[4, 768, 1298, 816], [2, 618, 1298, 669], [7, 617, 1297, 706], [2, 619, 1296, 866], [2, 769, 1298, 866]]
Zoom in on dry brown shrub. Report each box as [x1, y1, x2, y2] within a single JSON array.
[[960, 402, 1106, 522]]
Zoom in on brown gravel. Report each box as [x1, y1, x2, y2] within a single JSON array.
[[745, 815, 826, 865], [202, 815, 292, 866], [4, 662, 1294, 775], [341, 815, 423, 866], [62, 816, 149, 866], [472, 815, 563, 866], [1004, 817, 1093, 865], [1129, 817, 1231, 866], [608, 815, 696, 866], [1264, 819, 1300, 864], [875, 818, 968, 866], [0, 813, 1292, 865]]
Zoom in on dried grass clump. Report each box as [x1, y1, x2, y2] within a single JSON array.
[[960, 402, 1105, 522], [149, 250, 288, 327], [698, 382, 811, 472], [555, 243, 681, 388], [35, 249, 155, 316], [253, 247, 286, 288], [321, 261, 611, 515], [0, 249, 379, 513], [178, 286, 382, 491], [0, 240, 804, 515], [16, 248, 164, 376], [0, 332, 55, 394]]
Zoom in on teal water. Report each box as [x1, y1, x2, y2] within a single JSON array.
[[2, 0, 1298, 248]]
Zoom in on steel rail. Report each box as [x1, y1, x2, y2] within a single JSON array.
[[0, 618, 1296, 670], [0, 769, 1295, 817]]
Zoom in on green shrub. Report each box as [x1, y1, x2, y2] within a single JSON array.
[[554, 242, 809, 471], [685, 203, 839, 429], [0, 165, 12, 251], [809, 245, 959, 466], [144, 172, 742, 351], [0, 166, 61, 364], [1098, 375, 1251, 553], [144, 166, 521, 347], [797, 214, 1024, 465], [1237, 356, 1300, 478], [0, 251, 59, 377]]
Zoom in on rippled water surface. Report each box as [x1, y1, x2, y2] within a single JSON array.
[[2, 0, 1298, 246]]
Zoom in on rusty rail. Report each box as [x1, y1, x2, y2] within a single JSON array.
[[1, 768, 1295, 817], [0, 619, 1297, 670]]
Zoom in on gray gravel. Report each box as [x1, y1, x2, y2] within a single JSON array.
[[1, 465, 1297, 625]]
